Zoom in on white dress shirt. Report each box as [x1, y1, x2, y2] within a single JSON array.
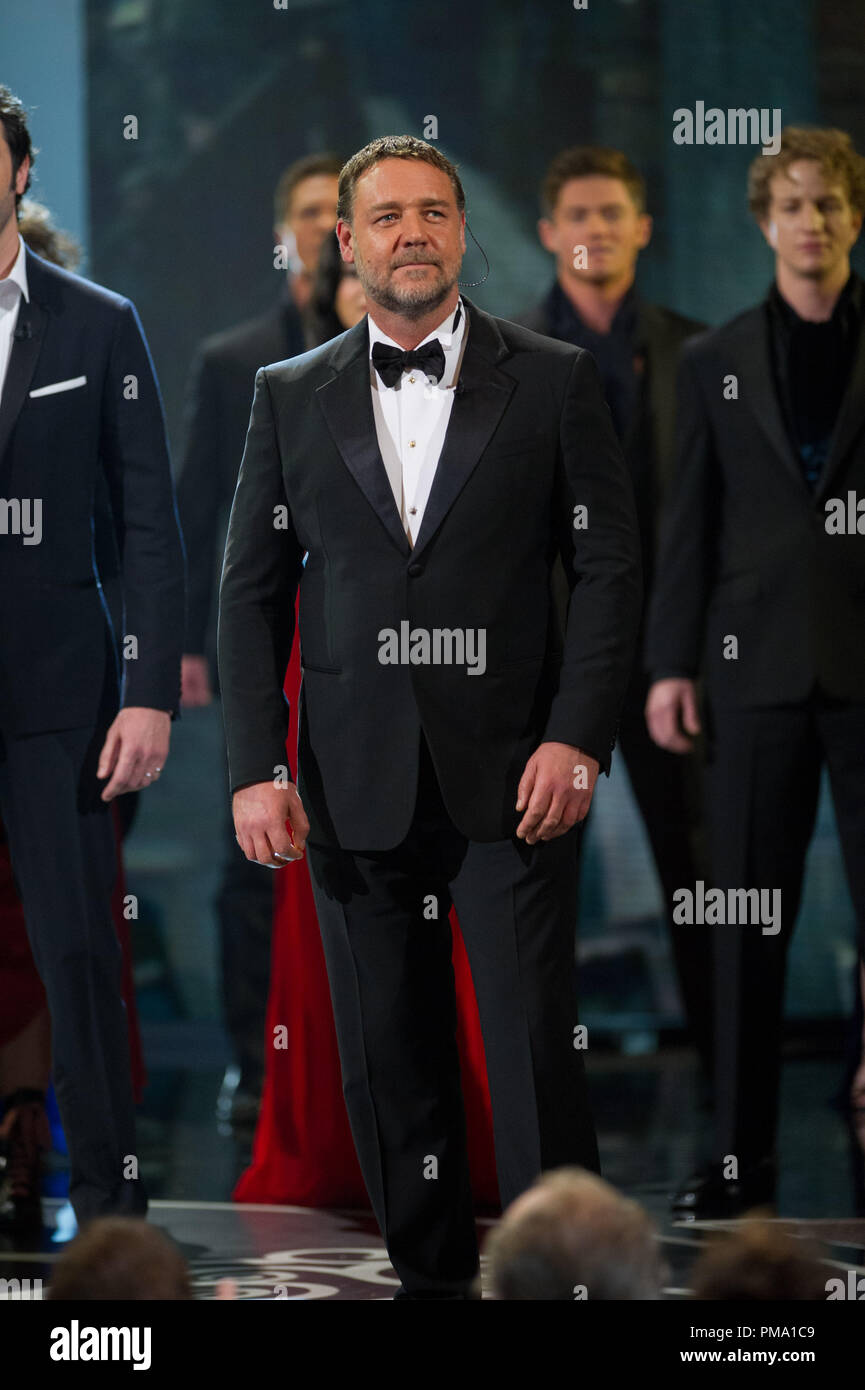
[[0, 234, 29, 403], [368, 295, 468, 547]]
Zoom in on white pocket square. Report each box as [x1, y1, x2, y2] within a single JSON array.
[[29, 375, 87, 398]]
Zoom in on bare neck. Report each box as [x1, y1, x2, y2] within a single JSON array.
[[367, 286, 460, 349], [557, 268, 635, 334], [774, 258, 851, 322]]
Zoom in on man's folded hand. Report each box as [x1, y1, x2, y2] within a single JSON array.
[[516, 742, 600, 844], [233, 780, 309, 867]]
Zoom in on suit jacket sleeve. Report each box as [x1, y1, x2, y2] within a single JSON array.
[[645, 345, 719, 680], [217, 368, 304, 794], [176, 346, 223, 655], [99, 298, 185, 716], [542, 349, 643, 772]]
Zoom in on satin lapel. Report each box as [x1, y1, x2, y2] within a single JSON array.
[[814, 322, 865, 500], [315, 321, 411, 557], [0, 295, 48, 470], [411, 305, 515, 561], [736, 307, 805, 491]]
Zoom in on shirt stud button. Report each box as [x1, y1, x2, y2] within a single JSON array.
[[409, 440, 416, 448]]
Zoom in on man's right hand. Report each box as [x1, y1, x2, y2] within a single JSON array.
[[645, 678, 701, 753], [181, 654, 213, 707], [232, 780, 309, 867]]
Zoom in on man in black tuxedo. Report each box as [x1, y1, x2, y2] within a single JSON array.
[[0, 88, 184, 1226], [219, 134, 642, 1297], [646, 126, 865, 1217], [517, 146, 711, 1072], [176, 153, 340, 1124]]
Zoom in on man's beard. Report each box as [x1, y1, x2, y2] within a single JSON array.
[[356, 255, 458, 321]]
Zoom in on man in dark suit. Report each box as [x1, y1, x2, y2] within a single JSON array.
[[646, 126, 865, 1217], [517, 146, 711, 1072], [176, 153, 340, 1125], [218, 134, 642, 1297], [0, 88, 184, 1227]]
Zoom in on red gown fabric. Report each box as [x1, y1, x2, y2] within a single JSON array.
[[234, 602, 500, 1209], [0, 805, 146, 1104]]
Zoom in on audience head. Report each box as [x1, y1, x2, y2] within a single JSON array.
[[691, 1216, 828, 1301], [47, 1217, 193, 1301], [486, 1166, 664, 1300]]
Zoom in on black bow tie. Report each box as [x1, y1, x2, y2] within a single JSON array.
[[371, 338, 446, 388]]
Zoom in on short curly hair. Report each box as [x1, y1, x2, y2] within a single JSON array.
[[337, 135, 465, 226], [748, 126, 865, 221]]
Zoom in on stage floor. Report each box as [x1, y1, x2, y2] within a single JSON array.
[[3, 1199, 865, 1300], [2, 1048, 863, 1299]]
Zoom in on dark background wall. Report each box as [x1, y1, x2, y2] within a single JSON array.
[[80, 0, 865, 443]]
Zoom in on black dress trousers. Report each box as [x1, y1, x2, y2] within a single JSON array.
[[703, 692, 865, 1163], [307, 732, 598, 1297], [0, 718, 147, 1226]]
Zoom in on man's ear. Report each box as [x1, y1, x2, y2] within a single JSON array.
[[537, 217, 556, 254], [335, 219, 355, 264], [636, 213, 653, 250], [758, 217, 778, 250]]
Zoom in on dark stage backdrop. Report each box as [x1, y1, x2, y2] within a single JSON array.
[[73, 0, 863, 1027]]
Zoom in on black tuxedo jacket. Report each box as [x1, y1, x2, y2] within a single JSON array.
[[515, 292, 704, 669], [218, 297, 643, 849], [176, 295, 306, 658], [516, 292, 705, 560], [0, 248, 185, 734], [646, 285, 865, 704]]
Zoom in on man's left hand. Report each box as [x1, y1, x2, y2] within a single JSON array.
[[515, 742, 599, 844], [97, 707, 171, 801]]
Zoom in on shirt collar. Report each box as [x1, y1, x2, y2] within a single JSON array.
[[0, 234, 30, 305], [368, 295, 466, 376]]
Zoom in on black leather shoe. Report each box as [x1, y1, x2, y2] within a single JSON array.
[[0, 1088, 51, 1233], [671, 1157, 777, 1219]]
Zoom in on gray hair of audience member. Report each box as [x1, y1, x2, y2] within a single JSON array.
[[47, 1216, 193, 1301], [485, 1166, 664, 1300], [691, 1214, 827, 1301]]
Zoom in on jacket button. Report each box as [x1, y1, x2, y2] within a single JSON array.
[[408, 562, 424, 577]]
